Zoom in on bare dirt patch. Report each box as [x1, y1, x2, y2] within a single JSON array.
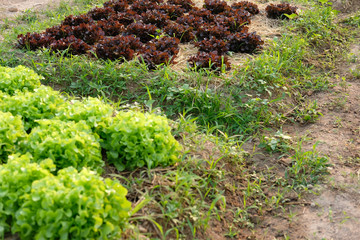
[[0, 0, 61, 19], [331, 0, 360, 13], [279, 42, 360, 239], [0, 0, 62, 41]]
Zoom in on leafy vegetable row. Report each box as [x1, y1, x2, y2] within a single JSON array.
[[17, 0, 297, 71], [0, 154, 131, 239], [0, 65, 181, 172], [0, 65, 182, 238]]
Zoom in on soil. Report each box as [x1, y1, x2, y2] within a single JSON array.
[[280, 42, 360, 240], [331, 0, 360, 13], [0, 0, 61, 41], [0, 0, 59, 20]]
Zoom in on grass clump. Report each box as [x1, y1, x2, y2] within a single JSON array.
[[289, 0, 340, 46], [285, 142, 331, 189]]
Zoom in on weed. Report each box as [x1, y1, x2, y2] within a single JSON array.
[[147, 75, 273, 135], [328, 207, 333, 222], [17, 9, 39, 23], [327, 94, 348, 110], [287, 209, 298, 224], [236, 35, 310, 94], [338, 76, 349, 91], [340, 211, 351, 224], [333, 117, 343, 128], [288, 0, 339, 46], [0, 18, 13, 31], [284, 234, 291, 240], [292, 100, 323, 123], [342, 11, 360, 27], [259, 130, 293, 153], [347, 52, 358, 64], [285, 141, 331, 189], [225, 225, 240, 238], [350, 67, 360, 79]]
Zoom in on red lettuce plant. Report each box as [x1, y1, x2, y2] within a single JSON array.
[[131, 0, 158, 14], [62, 14, 93, 26], [194, 37, 229, 55], [204, 0, 230, 14], [195, 24, 230, 41], [17, 33, 55, 50], [95, 35, 142, 61], [214, 15, 249, 32], [163, 22, 195, 43], [50, 36, 91, 55], [176, 15, 205, 29], [72, 23, 105, 45], [87, 7, 115, 20], [231, 1, 260, 15], [140, 50, 175, 70], [188, 51, 231, 72], [147, 36, 180, 56], [141, 10, 170, 28], [226, 31, 264, 53], [103, 0, 129, 12], [188, 8, 215, 23], [125, 22, 159, 43], [158, 4, 185, 20], [97, 20, 125, 36], [110, 10, 140, 25], [45, 25, 73, 40], [167, 0, 194, 12], [266, 3, 297, 19]]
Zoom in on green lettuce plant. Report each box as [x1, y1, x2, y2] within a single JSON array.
[[14, 167, 131, 240], [22, 119, 104, 173], [55, 97, 114, 129], [0, 154, 54, 236], [0, 111, 27, 162], [97, 110, 181, 171], [0, 86, 66, 130], [0, 65, 42, 95]]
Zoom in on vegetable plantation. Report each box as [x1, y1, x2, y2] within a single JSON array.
[[0, 65, 181, 238], [0, 0, 357, 238], [17, 0, 297, 71]]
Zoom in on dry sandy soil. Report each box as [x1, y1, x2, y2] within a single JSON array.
[[279, 42, 360, 240], [0, 0, 60, 19]]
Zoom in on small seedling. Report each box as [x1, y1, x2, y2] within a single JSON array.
[[259, 130, 293, 153], [285, 141, 331, 189], [292, 100, 322, 123]]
